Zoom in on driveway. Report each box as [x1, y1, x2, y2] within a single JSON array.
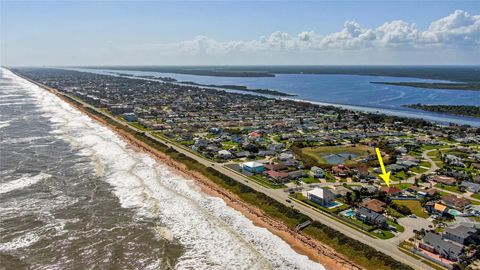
[[387, 216, 433, 245]]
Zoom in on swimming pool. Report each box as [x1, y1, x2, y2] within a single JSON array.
[[448, 209, 463, 216], [342, 209, 356, 218]]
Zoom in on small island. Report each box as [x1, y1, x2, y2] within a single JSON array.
[[403, 104, 480, 118]]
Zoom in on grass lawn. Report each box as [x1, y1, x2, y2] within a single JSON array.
[[392, 171, 408, 181], [128, 121, 148, 131], [434, 183, 465, 194], [386, 206, 405, 218], [301, 145, 374, 165], [299, 176, 320, 184], [410, 166, 428, 173], [372, 229, 395, 239], [325, 171, 337, 182], [221, 141, 238, 150], [394, 183, 413, 190], [419, 161, 431, 168], [471, 193, 480, 200], [388, 219, 405, 232], [392, 200, 429, 218], [250, 174, 285, 189]]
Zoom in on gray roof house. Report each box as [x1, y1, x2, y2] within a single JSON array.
[[420, 232, 464, 262], [288, 170, 307, 180], [355, 207, 387, 227], [461, 181, 480, 193], [444, 225, 478, 245]]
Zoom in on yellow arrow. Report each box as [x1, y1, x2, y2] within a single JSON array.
[[375, 147, 391, 187]]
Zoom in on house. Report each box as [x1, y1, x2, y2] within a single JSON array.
[[279, 152, 294, 161], [396, 160, 419, 168], [331, 186, 352, 197], [444, 225, 479, 246], [355, 166, 374, 181], [109, 104, 133, 114], [380, 186, 402, 196], [258, 150, 276, 157], [442, 194, 471, 210], [288, 170, 307, 180], [332, 164, 350, 177], [461, 181, 480, 193], [235, 151, 251, 158], [445, 154, 465, 167], [355, 207, 387, 227], [420, 232, 463, 261], [361, 198, 386, 213], [433, 175, 457, 186], [386, 164, 407, 172], [194, 139, 210, 148], [242, 161, 265, 173], [306, 188, 335, 206], [433, 203, 449, 215], [409, 186, 438, 197], [374, 164, 405, 174], [264, 170, 289, 182], [217, 150, 232, 159], [265, 163, 288, 171], [310, 166, 325, 178]]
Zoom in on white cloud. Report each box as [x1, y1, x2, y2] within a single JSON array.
[[133, 10, 479, 55], [421, 10, 480, 46]]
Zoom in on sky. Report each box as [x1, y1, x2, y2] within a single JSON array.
[[1, 1, 479, 66]]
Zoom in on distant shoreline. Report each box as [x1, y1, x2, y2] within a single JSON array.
[[371, 81, 480, 91], [403, 104, 480, 118]]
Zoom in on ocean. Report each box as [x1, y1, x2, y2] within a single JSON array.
[[0, 68, 323, 270], [72, 68, 480, 126]]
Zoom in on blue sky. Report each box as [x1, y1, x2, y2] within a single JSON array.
[[1, 1, 479, 66]]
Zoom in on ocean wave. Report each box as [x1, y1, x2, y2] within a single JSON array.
[[0, 120, 11, 129], [2, 69, 324, 269], [0, 231, 42, 251], [0, 172, 51, 195]]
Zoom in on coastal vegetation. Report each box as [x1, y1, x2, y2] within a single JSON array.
[[403, 104, 480, 118]]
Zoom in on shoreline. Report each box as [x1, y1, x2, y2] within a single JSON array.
[[20, 73, 361, 270]]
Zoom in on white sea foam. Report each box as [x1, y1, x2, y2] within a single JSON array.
[[3, 68, 324, 270], [0, 172, 51, 195], [0, 231, 41, 251], [0, 120, 10, 129]]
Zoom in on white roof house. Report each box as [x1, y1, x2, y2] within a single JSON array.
[[243, 161, 264, 168], [306, 188, 335, 206]]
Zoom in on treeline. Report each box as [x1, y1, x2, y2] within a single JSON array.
[[80, 100, 413, 270], [404, 104, 480, 118], [371, 82, 480, 91]]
